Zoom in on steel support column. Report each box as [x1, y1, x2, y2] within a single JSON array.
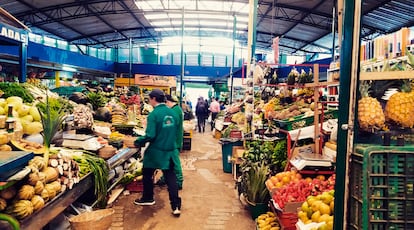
[[334, 0, 362, 229]]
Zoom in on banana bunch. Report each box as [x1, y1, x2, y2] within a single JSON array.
[[109, 131, 125, 142], [256, 212, 280, 230], [111, 106, 127, 124]]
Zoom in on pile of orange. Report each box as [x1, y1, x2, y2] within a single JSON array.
[[265, 170, 302, 191]]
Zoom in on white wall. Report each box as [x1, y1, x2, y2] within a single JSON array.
[[184, 87, 210, 111]]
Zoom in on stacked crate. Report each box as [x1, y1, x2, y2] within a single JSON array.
[[349, 144, 414, 230], [182, 130, 192, 150]]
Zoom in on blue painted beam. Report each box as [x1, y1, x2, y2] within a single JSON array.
[[115, 63, 233, 79]]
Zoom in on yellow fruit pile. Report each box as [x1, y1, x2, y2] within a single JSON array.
[[0, 97, 43, 135], [297, 190, 335, 230], [265, 171, 302, 191], [256, 212, 280, 230]]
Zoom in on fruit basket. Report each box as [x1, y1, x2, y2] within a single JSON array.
[[69, 208, 114, 230]]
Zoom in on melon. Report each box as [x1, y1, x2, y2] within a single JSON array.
[[6, 200, 34, 219], [29, 106, 41, 122], [31, 195, 45, 211], [0, 98, 6, 107], [17, 104, 31, 117], [6, 96, 23, 105], [21, 114, 34, 122], [17, 185, 35, 200], [24, 121, 43, 135], [34, 181, 44, 195]]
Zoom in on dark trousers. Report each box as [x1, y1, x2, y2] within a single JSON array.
[[142, 159, 181, 210], [211, 112, 218, 131], [197, 115, 206, 132]]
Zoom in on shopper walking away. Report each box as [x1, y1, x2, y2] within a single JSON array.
[[209, 97, 220, 131], [195, 97, 208, 133], [165, 95, 184, 190], [134, 89, 182, 217]]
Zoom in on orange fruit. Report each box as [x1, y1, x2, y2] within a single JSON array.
[[275, 182, 283, 188], [316, 175, 326, 181], [281, 176, 290, 184], [296, 173, 302, 179], [276, 173, 283, 181], [270, 176, 279, 184]]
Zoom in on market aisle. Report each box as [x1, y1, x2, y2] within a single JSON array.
[[111, 130, 256, 230]]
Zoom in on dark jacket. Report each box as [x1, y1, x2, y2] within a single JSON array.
[[195, 101, 208, 118]]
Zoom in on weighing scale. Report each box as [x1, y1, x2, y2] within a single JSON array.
[[289, 152, 333, 171], [62, 134, 103, 151], [0, 151, 34, 181]]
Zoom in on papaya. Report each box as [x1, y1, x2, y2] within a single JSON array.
[[10, 139, 45, 154]]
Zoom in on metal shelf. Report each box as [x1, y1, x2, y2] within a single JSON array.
[[19, 148, 139, 230]]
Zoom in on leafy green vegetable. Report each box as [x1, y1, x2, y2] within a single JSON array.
[[86, 92, 108, 110], [36, 97, 73, 114], [244, 163, 270, 204], [0, 82, 34, 103], [37, 94, 67, 164], [73, 153, 109, 208]]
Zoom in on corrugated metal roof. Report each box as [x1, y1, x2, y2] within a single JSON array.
[[0, 0, 413, 55]]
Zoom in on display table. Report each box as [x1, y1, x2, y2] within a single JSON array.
[[19, 148, 139, 230]]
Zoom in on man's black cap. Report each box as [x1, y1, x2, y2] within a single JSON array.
[[149, 89, 165, 98], [166, 94, 178, 102]]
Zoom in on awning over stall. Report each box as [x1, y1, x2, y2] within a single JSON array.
[[0, 7, 29, 82]]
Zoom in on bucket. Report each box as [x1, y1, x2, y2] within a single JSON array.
[[248, 202, 268, 220]]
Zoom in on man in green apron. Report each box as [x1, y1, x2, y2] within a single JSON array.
[[165, 94, 184, 190], [134, 89, 182, 217]]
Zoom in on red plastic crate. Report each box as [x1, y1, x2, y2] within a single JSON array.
[[229, 130, 242, 138], [126, 180, 143, 192], [277, 212, 297, 230]]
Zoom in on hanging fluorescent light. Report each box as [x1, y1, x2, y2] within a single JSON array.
[[62, 65, 77, 72]]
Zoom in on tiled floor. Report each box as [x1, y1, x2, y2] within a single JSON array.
[[111, 130, 255, 230]]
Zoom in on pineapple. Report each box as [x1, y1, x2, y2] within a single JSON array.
[[358, 81, 385, 131], [384, 81, 414, 128]]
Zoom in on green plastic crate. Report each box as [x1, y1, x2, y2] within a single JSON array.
[[349, 144, 414, 230], [275, 109, 338, 130], [51, 86, 86, 97]]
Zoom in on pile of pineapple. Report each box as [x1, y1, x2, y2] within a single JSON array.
[[358, 80, 414, 131]]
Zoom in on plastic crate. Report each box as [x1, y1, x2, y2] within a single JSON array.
[[349, 144, 414, 230], [275, 109, 338, 131], [182, 138, 192, 150]]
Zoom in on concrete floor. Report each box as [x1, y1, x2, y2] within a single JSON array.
[[110, 130, 256, 230]]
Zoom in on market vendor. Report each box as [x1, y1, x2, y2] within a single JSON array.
[[165, 94, 184, 190], [133, 89, 182, 217]]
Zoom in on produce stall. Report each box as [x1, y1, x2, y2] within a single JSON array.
[[0, 81, 145, 229], [222, 61, 341, 230]]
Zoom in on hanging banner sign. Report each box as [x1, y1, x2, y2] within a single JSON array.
[[0, 23, 28, 44], [272, 37, 279, 64]]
